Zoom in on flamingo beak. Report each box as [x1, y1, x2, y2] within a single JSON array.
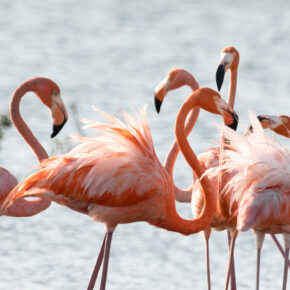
[[51, 92, 68, 138], [216, 64, 225, 92], [154, 95, 163, 114], [216, 52, 233, 91], [51, 118, 67, 138], [225, 109, 239, 131]]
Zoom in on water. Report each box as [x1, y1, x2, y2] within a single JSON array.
[[0, 0, 289, 289]]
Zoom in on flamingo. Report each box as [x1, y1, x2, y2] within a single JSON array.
[[214, 112, 290, 290], [3, 88, 238, 290], [217, 47, 290, 288], [154, 46, 240, 290], [221, 114, 290, 290], [0, 77, 68, 217]]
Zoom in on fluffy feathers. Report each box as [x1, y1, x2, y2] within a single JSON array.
[[4, 106, 171, 209]]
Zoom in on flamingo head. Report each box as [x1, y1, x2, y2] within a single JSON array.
[[154, 68, 198, 113], [247, 115, 290, 138], [31, 77, 68, 138], [195, 88, 239, 130], [216, 46, 240, 91]]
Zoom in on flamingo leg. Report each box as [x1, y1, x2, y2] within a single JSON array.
[[99, 232, 113, 290], [255, 231, 265, 290], [224, 229, 237, 290], [205, 237, 211, 290], [227, 230, 237, 290], [204, 228, 212, 290], [282, 234, 289, 290], [256, 248, 262, 290], [270, 234, 290, 269], [87, 234, 106, 290], [282, 248, 289, 290]]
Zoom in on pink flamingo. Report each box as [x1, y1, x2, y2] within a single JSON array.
[[154, 47, 240, 290], [216, 47, 289, 289], [216, 112, 290, 290], [3, 88, 238, 290], [0, 77, 68, 216]]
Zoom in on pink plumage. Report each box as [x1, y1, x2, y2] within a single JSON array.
[[214, 111, 290, 233], [6, 107, 172, 218]]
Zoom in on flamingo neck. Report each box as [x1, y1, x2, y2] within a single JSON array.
[[4, 198, 51, 217], [217, 67, 238, 217], [10, 82, 49, 163], [164, 72, 199, 197], [164, 107, 200, 174], [161, 97, 216, 235], [186, 74, 199, 91], [227, 68, 238, 109], [173, 69, 199, 91]]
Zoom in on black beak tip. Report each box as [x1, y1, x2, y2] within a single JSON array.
[[154, 96, 162, 114], [226, 111, 239, 131], [216, 64, 225, 92], [51, 118, 68, 138], [231, 112, 239, 131]]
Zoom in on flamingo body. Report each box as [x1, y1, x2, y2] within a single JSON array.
[[219, 113, 290, 233], [4, 108, 188, 232]]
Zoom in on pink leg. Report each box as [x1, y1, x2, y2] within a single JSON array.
[[205, 238, 211, 290], [271, 234, 290, 269], [256, 248, 262, 290], [87, 234, 106, 290], [224, 230, 237, 290], [100, 232, 113, 290], [255, 231, 265, 290], [282, 234, 289, 290], [282, 248, 289, 290], [227, 230, 237, 290]]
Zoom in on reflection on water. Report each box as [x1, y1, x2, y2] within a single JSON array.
[[0, 0, 289, 289]]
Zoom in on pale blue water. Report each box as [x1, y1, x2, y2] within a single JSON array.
[[0, 0, 289, 289]]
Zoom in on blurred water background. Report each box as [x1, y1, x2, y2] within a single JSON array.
[[0, 0, 289, 289]]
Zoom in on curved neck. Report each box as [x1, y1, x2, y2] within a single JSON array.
[[4, 198, 50, 217], [10, 83, 49, 162], [185, 74, 199, 91], [164, 72, 199, 194], [164, 106, 200, 174], [161, 97, 216, 235], [227, 68, 238, 109]]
